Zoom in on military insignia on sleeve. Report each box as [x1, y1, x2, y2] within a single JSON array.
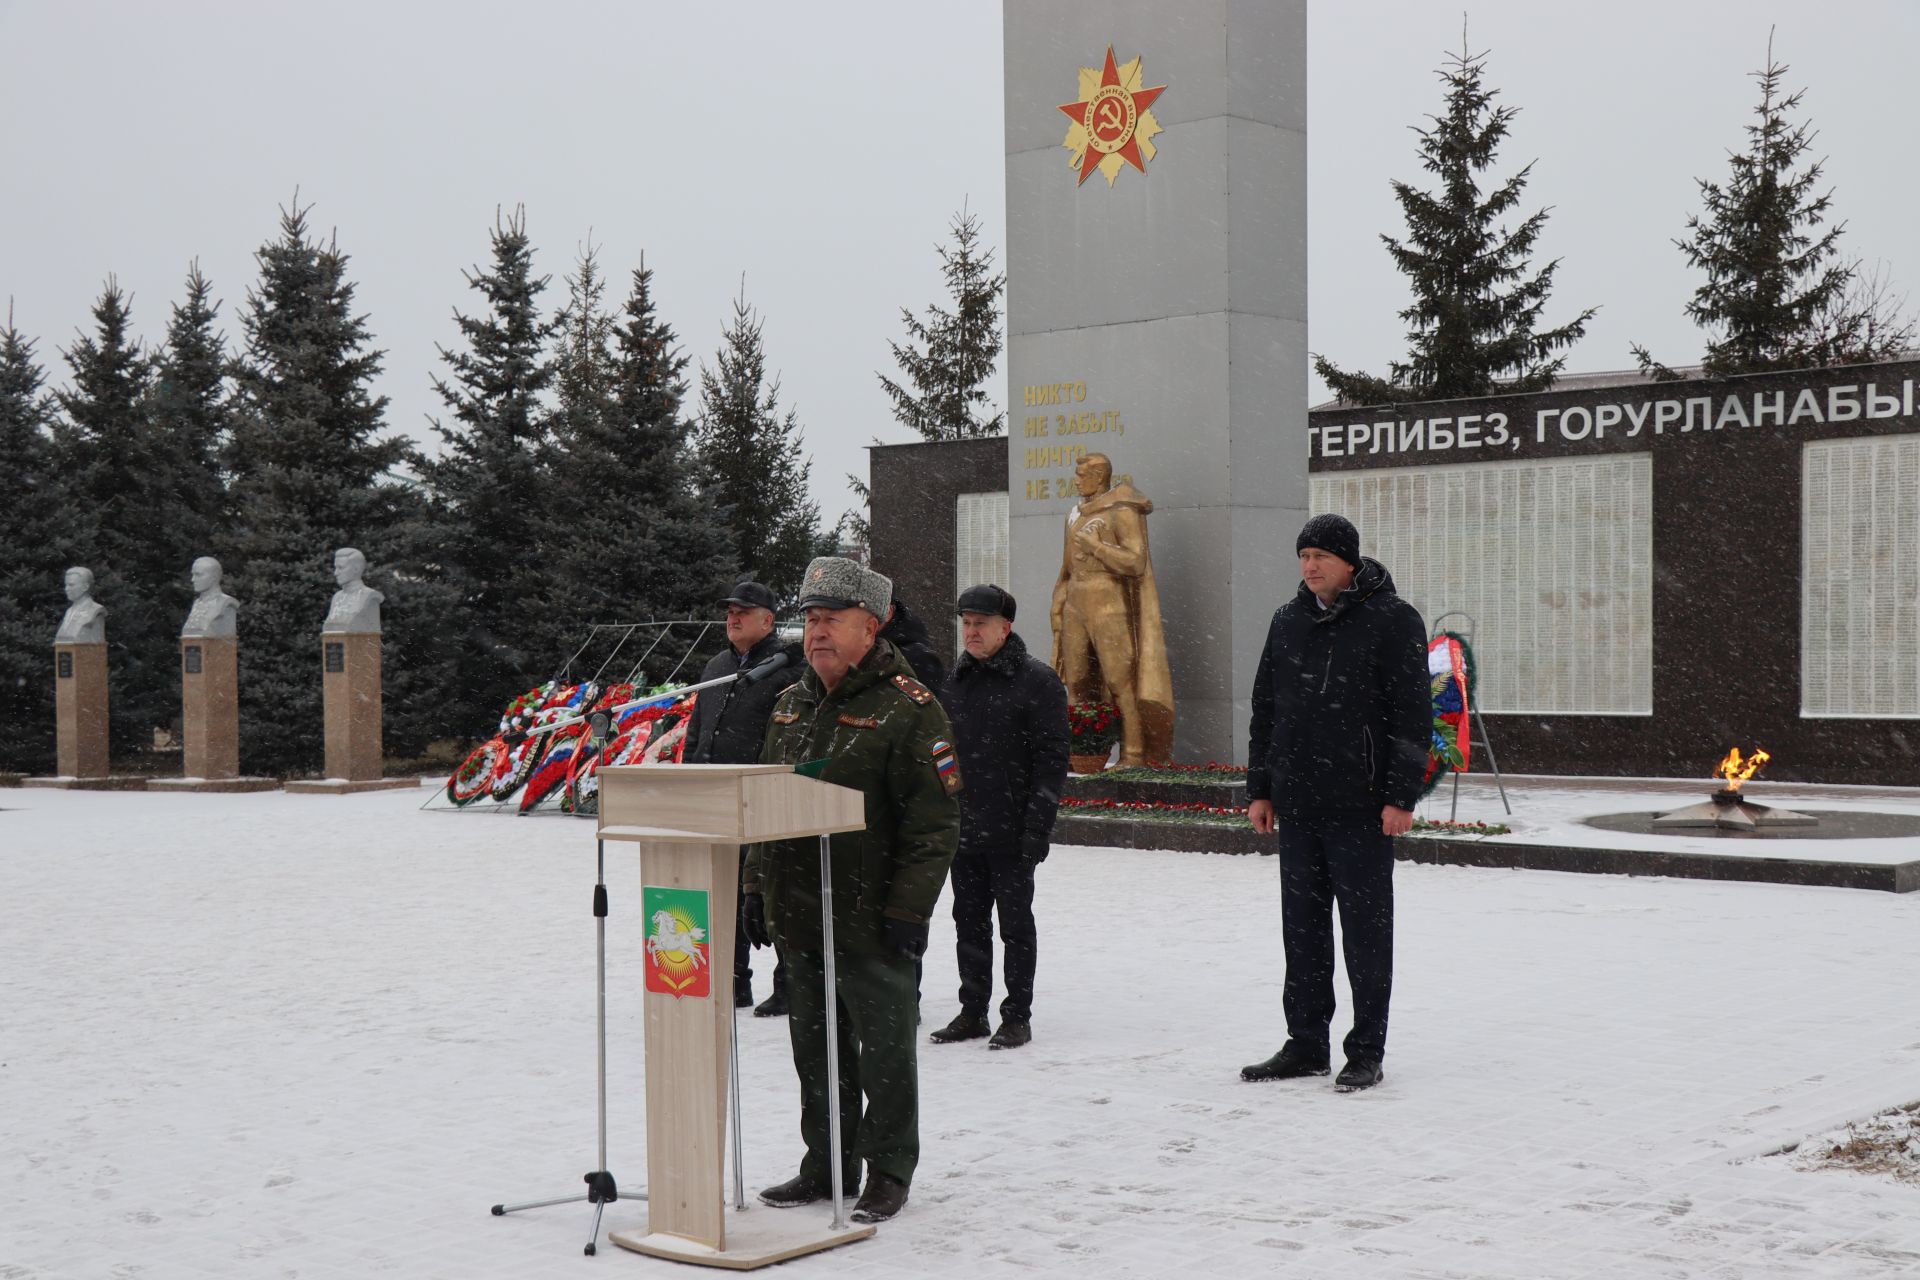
[[891, 673, 934, 704], [771, 711, 799, 725], [837, 713, 881, 729], [930, 739, 963, 795]]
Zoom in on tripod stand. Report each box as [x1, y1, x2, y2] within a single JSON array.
[[490, 713, 750, 1255]]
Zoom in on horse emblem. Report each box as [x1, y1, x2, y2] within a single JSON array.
[[642, 889, 713, 999]]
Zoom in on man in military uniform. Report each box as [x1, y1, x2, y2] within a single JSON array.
[[743, 556, 960, 1225]]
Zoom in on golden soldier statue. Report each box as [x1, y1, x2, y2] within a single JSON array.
[[1048, 453, 1175, 765]]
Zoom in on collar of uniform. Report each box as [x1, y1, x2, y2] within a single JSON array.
[[797, 637, 904, 703]]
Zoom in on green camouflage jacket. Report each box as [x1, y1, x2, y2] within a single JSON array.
[[744, 639, 961, 957]]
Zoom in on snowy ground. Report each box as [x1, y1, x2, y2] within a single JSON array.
[[5, 783, 1920, 1279]]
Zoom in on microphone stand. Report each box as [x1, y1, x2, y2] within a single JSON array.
[[490, 709, 637, 1257], [489, 658, 783, 1252]]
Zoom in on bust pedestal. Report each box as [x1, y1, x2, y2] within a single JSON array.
[[23, 643, 146, 790], [149, 637, 276, 794], [285, 632, 416, 795], [55, 642, 108, 778]]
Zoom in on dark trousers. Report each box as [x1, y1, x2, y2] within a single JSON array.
[[1277, 814, 1395, 1063], [783, 947, 921, 1187], [735, 851, 784, 998], [950, 841, 1037, 1024]]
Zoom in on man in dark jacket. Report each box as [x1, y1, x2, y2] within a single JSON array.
[[880, 597, 946, 690], [744, 556, 960, 1225], [1242, 514, 1429, 1093], [683, 581, 802, 1014], [929, 585, 1069, 1051]]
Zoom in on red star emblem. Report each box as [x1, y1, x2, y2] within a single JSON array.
[[1058, 46, 1168, 186]]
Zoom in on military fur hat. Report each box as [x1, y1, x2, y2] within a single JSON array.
[[796, 556, 893, 621]]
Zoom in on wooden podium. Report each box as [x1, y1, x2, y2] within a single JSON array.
[[596, 763, 873, 1270]]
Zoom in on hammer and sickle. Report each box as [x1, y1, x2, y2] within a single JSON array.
[[1097, 99, 1124, 133]]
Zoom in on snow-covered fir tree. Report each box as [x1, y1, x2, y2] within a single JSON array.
[[224, 201, 422, 775], [1633, 41, 1875, 378], [0, 311, 74, 773], [878, 206, 1006, 440], [420, 207, 559, 718], [694, 286, 824, 606], [534, 255, 738, 684], [1316, 37, 1594, 405], [53, 279, 180, 754]]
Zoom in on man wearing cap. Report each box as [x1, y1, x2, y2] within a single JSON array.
[[929, 584, 1069, 1051], [684, 581, 803, 1015], [1241, 514, 1430, 1094], [743, 556, 961, 1224]]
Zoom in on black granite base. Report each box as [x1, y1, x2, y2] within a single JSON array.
[[1052, 815, 1920, 893]]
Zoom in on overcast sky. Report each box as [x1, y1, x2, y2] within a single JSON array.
[[3, 1, 1915, 523]]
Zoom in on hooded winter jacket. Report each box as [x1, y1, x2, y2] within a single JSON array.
[[1246, 557, 1431, 816], [683, 632, 803, 764], [938, 630, 1070, 854], [880, 598, 947, 690]]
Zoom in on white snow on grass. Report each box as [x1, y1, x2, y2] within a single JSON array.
[[4, 784, 1920, 1277]]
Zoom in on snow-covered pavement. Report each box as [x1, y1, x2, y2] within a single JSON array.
[[5, 784, 1920, 1278]]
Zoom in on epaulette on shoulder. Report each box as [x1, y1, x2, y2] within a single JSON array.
[[889, 673, 935, 705]]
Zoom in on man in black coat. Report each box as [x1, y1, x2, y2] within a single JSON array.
[[683, 580, 803, 1015], [1242, 514, 1429, 1092], [929, 584, 1070, 1050], [880, 597, 946, 690]]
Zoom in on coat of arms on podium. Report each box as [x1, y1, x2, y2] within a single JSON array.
[[642, 886, 711, 999]]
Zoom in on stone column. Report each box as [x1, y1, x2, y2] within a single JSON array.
[[322, 631, 383, 781], [1003, 0, 1308, 763], [181, 637, 238, 779], [54, 642, 109, 779]]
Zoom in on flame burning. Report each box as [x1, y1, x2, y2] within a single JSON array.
[[1715, 746, 1771, 792]]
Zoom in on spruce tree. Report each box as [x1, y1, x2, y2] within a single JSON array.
[[1315, 37, 1595, 404], [0, 310, 74, 773], [146, 263, 232, 563], [53, 279, 178, 755], [420, 207, 558, 716], [225, 201, 420, 775], [535, 256, 739, 684], [878, 206, 1006, 440], [1631, 41, 1852, 377], [694, 286, 823, 606]]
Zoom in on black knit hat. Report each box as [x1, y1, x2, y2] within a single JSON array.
[[1296, 513, 1361, 568]]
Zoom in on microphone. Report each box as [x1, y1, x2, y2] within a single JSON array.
[[587, 710, 611, 749], [741, 649, 794, 686]]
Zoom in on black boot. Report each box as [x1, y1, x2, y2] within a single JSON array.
[[987, 1019, 1031, 1050], [1241, 1041, 1330, 1082], [929, 1012, 990, 1044], [850, 1172, 909, 1224], [734, 981, 754, 1009], [1334, 1058, 1384, 1092], [754, 988, 788, 1018], [758, 1171, 857, 1208]]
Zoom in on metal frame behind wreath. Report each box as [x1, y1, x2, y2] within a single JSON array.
[[1429, 611, 1512, 820]]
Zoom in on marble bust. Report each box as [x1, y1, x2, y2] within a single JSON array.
[[322, 547, 383, 634], [180, 556, 240, 639], [54, 566, 107, 645]]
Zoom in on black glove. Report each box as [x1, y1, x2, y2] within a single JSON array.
[[883, 917, 929, 961], [1021, 830, 1051, 864], [742, 893, 771, 949]]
